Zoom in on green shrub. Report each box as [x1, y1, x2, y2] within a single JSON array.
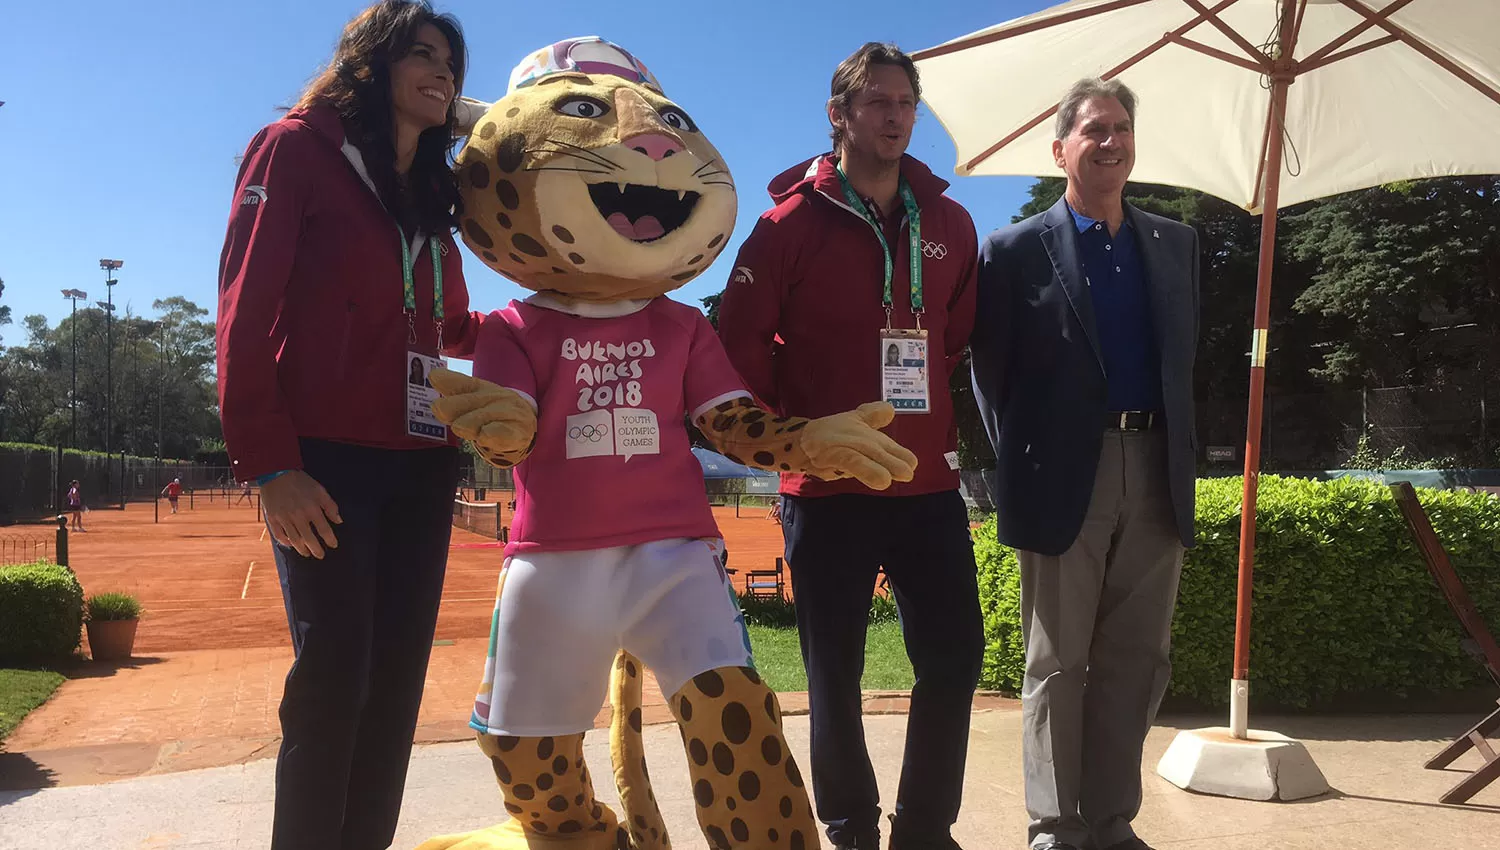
[[735, 589, 903, 629], [736, 592, 797, 628], [85, 592, 143, 622], [0, 562, 84, 662], [869, 591, 900, 625], [975, 476, 1500, 708]]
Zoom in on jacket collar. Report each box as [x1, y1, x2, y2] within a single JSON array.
[[1039, 197, 1176, 378], [766, 152, 951, 211], [1041, 197, 1104, 372]]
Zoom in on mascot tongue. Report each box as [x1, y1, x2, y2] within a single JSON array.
[[607, 212, 665, 241]]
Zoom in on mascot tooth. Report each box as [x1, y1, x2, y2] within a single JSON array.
[[418, 36, 919, 850]]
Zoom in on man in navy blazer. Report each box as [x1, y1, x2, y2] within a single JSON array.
[[970, 78, 1199, 850]]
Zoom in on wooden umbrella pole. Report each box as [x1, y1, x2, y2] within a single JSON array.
[[1231, 42, 1297, 742]]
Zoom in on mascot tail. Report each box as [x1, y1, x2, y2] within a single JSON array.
[[610, 650, 671, 849]]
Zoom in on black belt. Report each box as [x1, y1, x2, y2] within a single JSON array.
[[1106, 411, 1161, 431]]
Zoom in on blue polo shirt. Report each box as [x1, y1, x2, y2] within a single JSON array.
[[1070, 205, 1162, 412]]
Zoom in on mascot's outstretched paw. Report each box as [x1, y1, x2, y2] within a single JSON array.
[[429, 368, 538, 457], [801, 402, 918, 490], [416, 818, 626, 849]]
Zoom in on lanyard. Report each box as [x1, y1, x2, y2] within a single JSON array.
[[398, 227, 444, 348], [835, 164, 923, 328]]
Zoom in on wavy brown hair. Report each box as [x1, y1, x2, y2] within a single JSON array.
[[828, 42, 921, 154], [295, 0, 467, 234]]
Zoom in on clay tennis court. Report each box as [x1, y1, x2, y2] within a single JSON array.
[[64, 494, 789, 655]]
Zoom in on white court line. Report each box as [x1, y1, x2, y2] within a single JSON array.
[[241, 561, 255, 600]]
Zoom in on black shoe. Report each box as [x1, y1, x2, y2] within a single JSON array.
[[891, 839, 963, 850], [1033, 844, 1081, 850], [1102, 840, 1154, 850], [886, 812, 964, 850], [834, 834, 881, 850]]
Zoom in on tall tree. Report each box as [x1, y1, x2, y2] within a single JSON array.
[[0, 297, 222, 457], [0, 277, 11, 345]]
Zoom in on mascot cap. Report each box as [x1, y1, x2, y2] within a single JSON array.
[[508, 36, 662, 94]]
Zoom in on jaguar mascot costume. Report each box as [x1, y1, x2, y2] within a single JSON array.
[[418, 37, 918, 850]]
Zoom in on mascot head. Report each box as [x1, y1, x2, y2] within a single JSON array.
[[454, 37, 736, 302]]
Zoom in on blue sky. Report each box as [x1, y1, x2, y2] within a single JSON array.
[[0, 0, 1056, 346]]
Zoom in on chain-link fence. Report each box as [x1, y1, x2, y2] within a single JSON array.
[[0, 444, 242, 524], [1199, 377, 1500, 473]]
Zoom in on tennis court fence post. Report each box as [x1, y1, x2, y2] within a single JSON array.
[[55, 515, 69, 570]]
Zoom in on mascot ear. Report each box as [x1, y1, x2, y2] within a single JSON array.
[[453, 96, 495, 136]]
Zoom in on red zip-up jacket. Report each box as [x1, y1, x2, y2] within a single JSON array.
[[216, 105, 480, 482], [719, 154, 978, 498]]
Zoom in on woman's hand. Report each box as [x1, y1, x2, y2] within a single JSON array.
[[261, 470, 343, 559]]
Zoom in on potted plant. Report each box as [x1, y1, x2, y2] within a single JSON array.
[[85, 591, 143, 661]]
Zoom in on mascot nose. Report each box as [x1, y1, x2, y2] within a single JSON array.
[[626, 133, 684, 162]]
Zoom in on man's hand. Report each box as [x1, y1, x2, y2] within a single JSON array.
[[801, 402, 919, 490], [261, 470, 342, 560], [429, 368, 537, 456]]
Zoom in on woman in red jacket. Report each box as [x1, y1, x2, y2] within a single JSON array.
[[215, 2, 478, 846]]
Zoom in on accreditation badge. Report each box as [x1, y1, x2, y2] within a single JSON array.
[[406, 350, 449, 441], [879, 329, 931, 414]]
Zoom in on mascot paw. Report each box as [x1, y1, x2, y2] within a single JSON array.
[[416, 819, 624, 850], [429, 368, 538, 455], [800, 402, 918, 490]]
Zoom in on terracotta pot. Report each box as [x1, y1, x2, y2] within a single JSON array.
[[87, 619, 139, 661]]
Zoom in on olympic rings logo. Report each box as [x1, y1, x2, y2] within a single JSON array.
[[922, 240, 948, 260], [569, 424, 609, 442]]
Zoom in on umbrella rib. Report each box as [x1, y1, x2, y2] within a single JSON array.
[[959, 0, 1247, 173], [1249, 89, 1277, 210], [1178, 0, 1273, 66], [1300, 0, 1419, 67], [1336, 0, 1500, 108], [1167, 33, 1273, 73], [1299, 33, 1400, 73], [910, 0, 1154, 62]]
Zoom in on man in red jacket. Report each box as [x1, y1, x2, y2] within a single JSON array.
[[719, 42, 983, 850]]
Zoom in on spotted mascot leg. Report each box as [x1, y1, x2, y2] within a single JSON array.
[[416, 732, 626, 850], [611, 652, 672, 849], [671, 667, 819, 849]]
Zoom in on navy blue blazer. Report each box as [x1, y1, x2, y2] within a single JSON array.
[[971, 197, 1199, 555]]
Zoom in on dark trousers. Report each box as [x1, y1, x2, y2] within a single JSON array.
[[270, 439, 459, 850], [782, 489, 984, 848]]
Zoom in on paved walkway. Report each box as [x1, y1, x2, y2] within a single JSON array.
[[3, 711, 1497, 849], [0, 642, 1009, 787]]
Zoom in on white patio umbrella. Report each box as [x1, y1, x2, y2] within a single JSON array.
[[914, 0, 1500, 797]]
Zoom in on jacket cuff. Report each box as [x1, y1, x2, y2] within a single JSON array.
[[229, 433, 303, 484]]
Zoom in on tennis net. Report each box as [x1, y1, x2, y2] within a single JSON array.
[[452, 497, 504, 540]]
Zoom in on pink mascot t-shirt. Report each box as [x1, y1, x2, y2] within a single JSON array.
[[474, 295, 750, 555]]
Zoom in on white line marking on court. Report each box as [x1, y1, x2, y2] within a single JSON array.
[[241, 561, 255, 599]]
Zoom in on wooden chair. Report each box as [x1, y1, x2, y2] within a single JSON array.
[[1390, 482, 1500, 805], [744, 557, 787, 601]]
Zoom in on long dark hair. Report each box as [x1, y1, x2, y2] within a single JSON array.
[[295, 0, 467, 234]]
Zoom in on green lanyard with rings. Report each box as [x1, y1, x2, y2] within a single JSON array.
[[398, 226, 445, 350], [835, 164, 923, 329]]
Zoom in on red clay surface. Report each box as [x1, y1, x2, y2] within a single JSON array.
[[65, 495, 790, 654]]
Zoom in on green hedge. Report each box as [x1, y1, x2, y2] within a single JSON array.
[[975, 476, 1500, 708], [0, 562, 84, 662]]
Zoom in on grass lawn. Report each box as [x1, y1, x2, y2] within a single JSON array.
[[748, 621, 915, 692], [0, 668, 65, 742]]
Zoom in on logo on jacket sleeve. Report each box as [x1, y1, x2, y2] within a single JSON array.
[[730, 266, 755, 286], [240, 185, 268, 206]]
